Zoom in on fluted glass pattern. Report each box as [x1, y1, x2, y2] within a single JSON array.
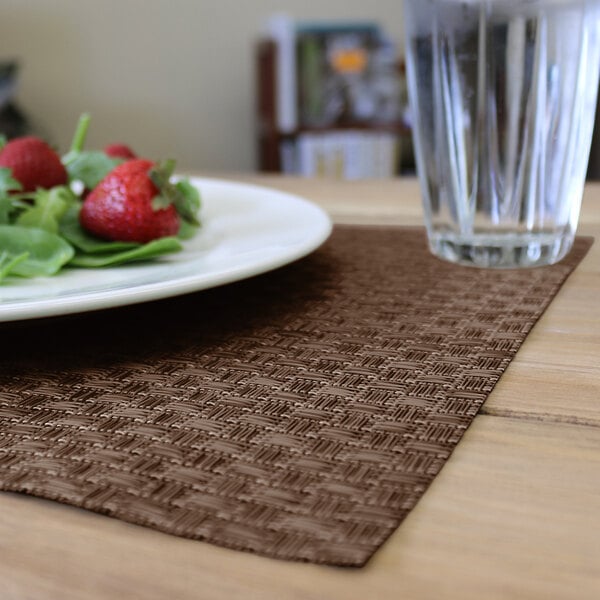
[[404, 0, 600, 267]]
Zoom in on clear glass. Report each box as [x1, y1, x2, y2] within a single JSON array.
[[404, 0, 600, 267]]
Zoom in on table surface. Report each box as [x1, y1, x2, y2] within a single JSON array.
[[1, 175, 599, 600]]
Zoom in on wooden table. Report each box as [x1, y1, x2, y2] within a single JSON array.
[[1, 175, 599, 600]]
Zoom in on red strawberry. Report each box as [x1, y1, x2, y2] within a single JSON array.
[[104, 143, 137, 160], [80, 158, 180, 243], [0, 136, 68, 192]]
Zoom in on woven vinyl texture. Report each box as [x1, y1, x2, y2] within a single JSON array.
[[0, 227, 593, 566]]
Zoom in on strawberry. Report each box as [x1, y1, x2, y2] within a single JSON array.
[[104, 143, 136, 160], [80, 158, 199, 243], [0, 136, 68, 192]]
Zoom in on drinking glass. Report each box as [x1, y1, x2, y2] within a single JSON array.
[[403, 0, 600, 267]]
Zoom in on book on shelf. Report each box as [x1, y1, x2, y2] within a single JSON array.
[[286, 130, 400, 179], [296, 21, 403, 129], [257, 15, 410, 177]]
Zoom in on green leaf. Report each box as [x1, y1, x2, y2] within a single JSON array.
[[69, 236, 182, 267], [61, 114, 121, 189], [149, 159, 176, 189], [68, 113, 91, 154], [59, 206, 140, 253], [0, 250, 29, 281], [16, 186, 76, 233], [173, 179, 201, 225], [151, 194, 172, 211], [64, 151, 122, 189], [0, 197, 14, 225], [0, 167, 22, 196], [0, 225, 74, 277], [0, 168, 23, 224], [148, 161, 201, 226], [177, 219, 200, 240]]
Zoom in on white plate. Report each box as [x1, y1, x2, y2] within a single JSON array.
[[0, 177, 332, 322]]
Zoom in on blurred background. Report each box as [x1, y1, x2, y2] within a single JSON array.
[[0, 0, 406, 174], [3, 0, 600, 179]]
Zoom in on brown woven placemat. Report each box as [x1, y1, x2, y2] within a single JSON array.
[[0, 226, 593, 566]]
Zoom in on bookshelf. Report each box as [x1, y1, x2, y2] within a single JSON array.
[[256, 17, 413, 179]]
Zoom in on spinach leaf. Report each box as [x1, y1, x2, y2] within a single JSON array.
[[0, 250, 29, 281], [64, 151, 122, 190], [69, 236, 182, 267], [0, 167, 21, 196], [0, 167, 23, 224], [0, 225, 75, 277], [61, 113, 120, 189], [16, 186, 76, 233]]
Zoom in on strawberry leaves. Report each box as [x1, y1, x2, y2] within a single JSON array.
[[149, 159, 201, 226]]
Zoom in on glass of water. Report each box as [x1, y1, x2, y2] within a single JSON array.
[[404, 0, 600, 268]]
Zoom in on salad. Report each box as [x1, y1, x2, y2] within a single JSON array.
[[0, 114, 201, 283]]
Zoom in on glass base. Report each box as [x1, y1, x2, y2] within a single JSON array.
[[428, 231, 574, 269]]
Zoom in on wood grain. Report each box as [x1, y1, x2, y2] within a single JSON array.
[[1, 416, 598, 600], [1, 175, 599, 599]]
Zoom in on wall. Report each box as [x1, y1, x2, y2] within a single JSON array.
[[0, 0, 405, 173]]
